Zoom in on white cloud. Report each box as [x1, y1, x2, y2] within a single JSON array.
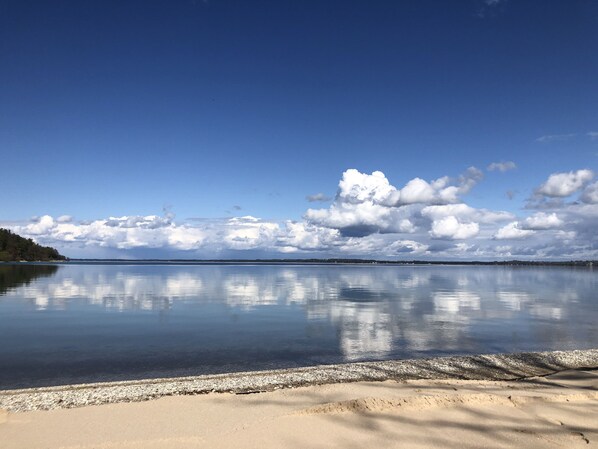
[[305, 169, 411, 235], [487, 161, 516, 172], [105, 215, 173, 229], [337, 169, 400, 206], [400, 167, 483, 204], [223, 216, 281, 250], [399, 178, 435, 204], [536, 132, 598, 142], [334, 167, 483, 207], [278, 221, 340, 252], [165, 226, 206, 251], [580, 181, 598, 204], [421, 203, 513, 224], [26, 215, 55, 235], [305, 198, 399, 235], [387, 239, 429, 255], [494, 222, 535, 240], [8, 165, 598, 261], [305, 167, 487, 236], [430, 216, 479, 240], [15, 214, 205, 251], [56, 215, 73, 223], [456, 166, 485, 195], [535, 133, 577, 143], [306, 193, 332, 202], [522, 212, 563, 230], [535, 169, 594, 198], [333, 234, 428, 256]]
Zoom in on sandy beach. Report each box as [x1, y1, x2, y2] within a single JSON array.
[[1, 369, 597, 448], [1, 351, 597, 449]]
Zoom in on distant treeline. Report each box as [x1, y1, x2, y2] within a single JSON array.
[[0, 228, 67, 262], [69, 258, 597, 267]]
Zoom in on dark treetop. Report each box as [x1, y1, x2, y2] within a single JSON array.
[[0, 228, 66, 262]]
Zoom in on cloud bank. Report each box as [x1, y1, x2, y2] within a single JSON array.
[[5, 166, 598, 260]]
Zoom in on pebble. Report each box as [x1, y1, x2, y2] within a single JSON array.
[[1, 349, 596, 413]]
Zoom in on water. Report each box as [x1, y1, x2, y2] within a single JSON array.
[[0, 263, 596, 389]]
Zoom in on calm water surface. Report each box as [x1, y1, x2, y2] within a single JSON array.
[[0, 263, 596, 389]]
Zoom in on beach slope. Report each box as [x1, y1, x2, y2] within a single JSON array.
[[1, 368, 597, 449]]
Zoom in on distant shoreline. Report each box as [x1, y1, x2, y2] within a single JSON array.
[[1, 258, 596, 267]]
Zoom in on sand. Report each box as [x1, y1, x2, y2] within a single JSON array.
[[1, 368, 597, 449]]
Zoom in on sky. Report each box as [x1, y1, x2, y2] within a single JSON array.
[[1, 0, 598, 260]]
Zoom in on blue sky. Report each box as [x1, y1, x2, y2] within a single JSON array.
[[1, 0, 597, 259]]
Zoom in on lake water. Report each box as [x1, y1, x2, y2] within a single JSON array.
[[0, 263, 596, 389]]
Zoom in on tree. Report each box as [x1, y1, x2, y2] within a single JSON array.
[[0, 229, 67, 262]]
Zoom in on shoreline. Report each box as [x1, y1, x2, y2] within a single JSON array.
[[2, 259, 597, 266], [2, 348, 597, 413]]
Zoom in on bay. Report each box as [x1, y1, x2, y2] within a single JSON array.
[[0, 263, 596, 389]]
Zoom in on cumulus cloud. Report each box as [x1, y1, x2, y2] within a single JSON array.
[[494, 222, 535, 240], [306, 193, 332, 202], [15, 214, 204, 251], [223, 216, 280, 250], [56, 215, 73, 223], [535, 169, 594, 198], [487, 161, 516, 172], [387, 239, 429, 255], [421, 203, 513, 224], [495, 211, 569, 242], [457, 166, 485, 195], [522, 212, 563, 230], [580, 181, 598, 204], [11, 213, 339, 256], [331, 234, 429, 257], [305, 167, 488, 237], [8, 165, 598, 260], [105, 215, 173, 229], [26, 215, 55, 235], [277, 221, 340, 252], [399, 178, 436, 204], [305, 198, 402, 236], [305, 170, 410, 236], [336, 169, 400, 206], [430, 216, 479, 240], [335, 167, 483, 207]]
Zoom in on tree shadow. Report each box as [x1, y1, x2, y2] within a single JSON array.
[[211, 360, 598, 448]]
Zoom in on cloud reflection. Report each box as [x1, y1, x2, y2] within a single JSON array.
[[3, 265, 597, 362]]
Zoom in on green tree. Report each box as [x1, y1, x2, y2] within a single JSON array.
[[0, 229, 67, 262]]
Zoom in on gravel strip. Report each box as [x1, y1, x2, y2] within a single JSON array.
[[1, 349, 597, 412]]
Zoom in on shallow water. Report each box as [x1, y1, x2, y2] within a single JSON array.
[[0, 263, 596, 389]]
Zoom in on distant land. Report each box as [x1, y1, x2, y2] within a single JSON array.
[[64, 258, 596, 267], [0, 228, 67, 262]]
